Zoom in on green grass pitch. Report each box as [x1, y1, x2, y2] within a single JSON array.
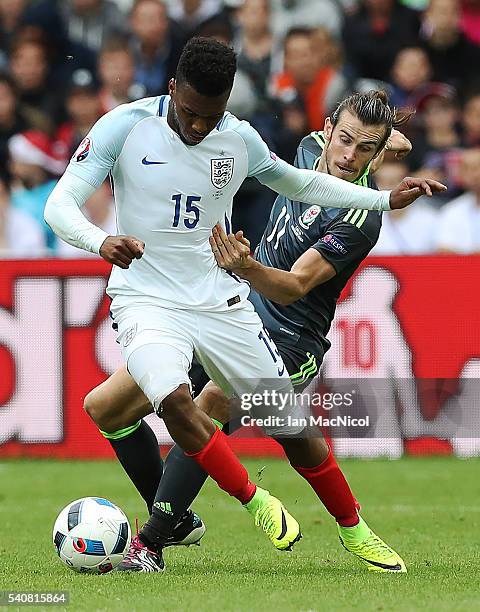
[[1, 457, 479, 612]]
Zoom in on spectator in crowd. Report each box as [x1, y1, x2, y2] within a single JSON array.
[[462, 91, 480, 147], [0, 0, 27, 65], [235, 0, 275, 103], [436, 148, 480, 253], [57, 180, 116, 258], [271, 27, 348, 131], [420, 0, 480, 91], [168, 0, 224, 36], [129, 0, 186, 96], [311, 25, 343, 72], [408, 84, 462, 198], [8, 130, 65, 252], [269, 0, 343, 39], [57, 0, 128, 54], [410, 84, 461, 158], [0, 172, 46, 258], [371, 160, 439, 255], [8, 32, 63, 133], [55, 70, 103, 161], [226, 66, 260, 121], [342, 0, 420, 82], [0, 73, 29, 172], [97, 37, 144, 112], [270, 95, 309, 162], [20, 2, 97, 82], [389, 47, 432, 109]]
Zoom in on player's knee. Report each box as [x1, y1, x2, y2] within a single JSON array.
[[161, 385, 194, 427], [83, 389, 102, 424], [84, 389, 119, 431]]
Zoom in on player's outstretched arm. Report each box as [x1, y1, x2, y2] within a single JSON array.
[[239, 121, 445, 211], [210, 225, 334, 305], [262, 163, 446, 212]]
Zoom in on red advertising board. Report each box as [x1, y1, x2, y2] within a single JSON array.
[[0, 256, 479, 458]]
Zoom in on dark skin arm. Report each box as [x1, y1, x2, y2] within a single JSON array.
[[210, 224, 336, 305]]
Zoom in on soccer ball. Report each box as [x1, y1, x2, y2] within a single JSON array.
[[52, 497, 131, 573]]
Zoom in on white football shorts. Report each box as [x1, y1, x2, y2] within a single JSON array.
[[110, 295, 306, 436]]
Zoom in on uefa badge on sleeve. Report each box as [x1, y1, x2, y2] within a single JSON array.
[[73, 137, 91, 162]]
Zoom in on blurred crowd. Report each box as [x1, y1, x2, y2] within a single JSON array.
[[1, 0, 480, 258]]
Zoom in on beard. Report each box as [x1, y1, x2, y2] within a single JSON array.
[[324, 146, 372, 183]]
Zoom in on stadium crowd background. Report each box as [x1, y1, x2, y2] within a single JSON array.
[[0, 0, 480, 258]]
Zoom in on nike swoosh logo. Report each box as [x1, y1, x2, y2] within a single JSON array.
[[277, 508, 288, 541], [277, 364, 286, 377], [357, 556, 403, 571], [142, 156, 168, 165], [339, 537, 403, 571]]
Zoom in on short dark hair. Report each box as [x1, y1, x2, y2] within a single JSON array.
[[176, 37, 236, 97], [332, 90, 414, 151]]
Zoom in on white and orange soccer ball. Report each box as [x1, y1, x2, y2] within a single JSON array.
[[52, 497, 131, 573]]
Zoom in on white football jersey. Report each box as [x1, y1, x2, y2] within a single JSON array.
[[66, 96, 285, 311]]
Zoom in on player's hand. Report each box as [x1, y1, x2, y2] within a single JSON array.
[[389, 177, 447, 209], [99, 235, 145, 269], [384, 129, 412, 159], [210, 224, 252, 270]]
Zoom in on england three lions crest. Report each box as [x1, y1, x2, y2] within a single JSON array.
[[211, 158, 234, 189]]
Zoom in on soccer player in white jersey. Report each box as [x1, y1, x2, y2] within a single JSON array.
[[45, 38, 445, 572]]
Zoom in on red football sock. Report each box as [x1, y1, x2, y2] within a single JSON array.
[[293, 449, 359, 527], [186, 427, 256, 504]]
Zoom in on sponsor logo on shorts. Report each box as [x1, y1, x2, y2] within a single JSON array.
[[123, 324, 137, 347]]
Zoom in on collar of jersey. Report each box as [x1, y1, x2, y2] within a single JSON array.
[[310, 130, 372, 186]]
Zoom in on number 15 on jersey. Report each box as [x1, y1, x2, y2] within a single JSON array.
[[171, 194, 201, 229]]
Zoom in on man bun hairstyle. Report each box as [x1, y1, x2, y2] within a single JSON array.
[[176, 37, 237, 97], [332, 90, 415, 151]]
